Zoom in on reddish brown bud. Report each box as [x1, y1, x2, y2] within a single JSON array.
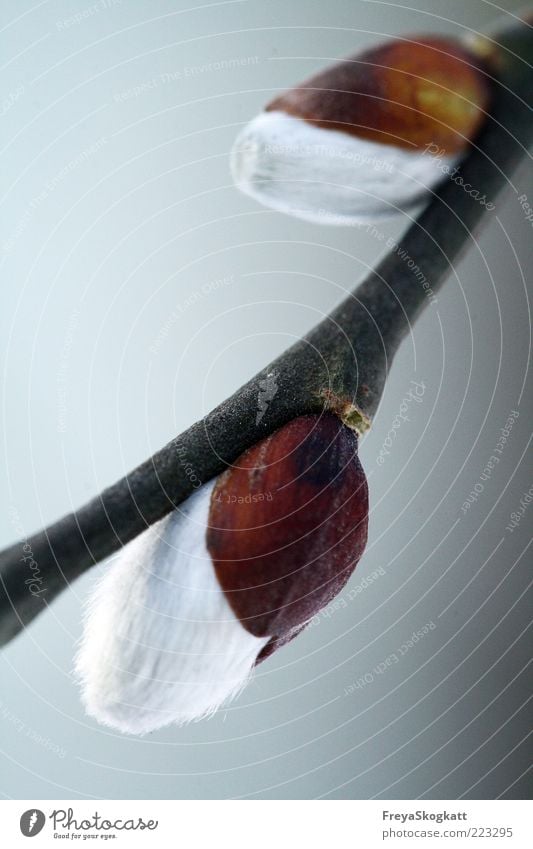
[[232, 35, 492, 223], [267, 36, 491, 154], [206, 414, 368, 660]]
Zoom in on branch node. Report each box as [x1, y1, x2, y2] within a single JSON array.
[[319, 389, 372, 436]]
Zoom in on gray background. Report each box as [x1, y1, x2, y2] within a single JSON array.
[[0, 0, 531, 799]]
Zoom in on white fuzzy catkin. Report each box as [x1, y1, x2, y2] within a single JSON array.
[[231, 110, 458, 224], [75, 480, 268, 734]]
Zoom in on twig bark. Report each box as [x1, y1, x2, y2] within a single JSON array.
[[1, 21, 531, 646]]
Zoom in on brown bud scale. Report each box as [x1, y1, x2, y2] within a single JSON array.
[[207, 415, 368, 660], [267, 37, 491, 154]]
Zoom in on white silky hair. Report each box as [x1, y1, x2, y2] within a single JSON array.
[[75, 479, 268, 735], [231, 110, 458, 224]]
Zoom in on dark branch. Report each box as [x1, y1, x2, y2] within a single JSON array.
[[1, 22, 532, 646]]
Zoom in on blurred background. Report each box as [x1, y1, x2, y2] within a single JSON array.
[[0, 0, 531, 799]]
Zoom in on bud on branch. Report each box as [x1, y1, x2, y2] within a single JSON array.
[[0, 16, 532, 652], [232, 36, 491, 223], [76, 415, 368, 732]]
